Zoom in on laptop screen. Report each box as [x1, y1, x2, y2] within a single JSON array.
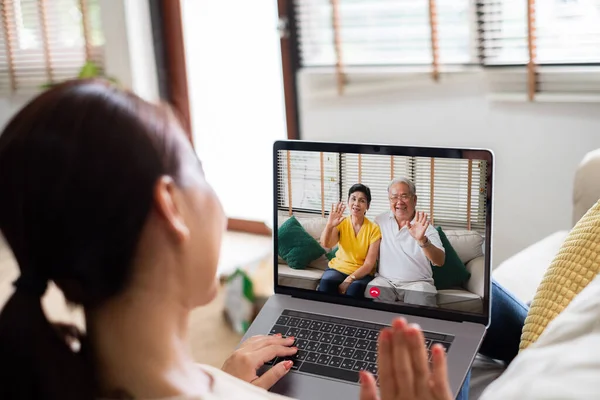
[[273, 141, 493, 323]]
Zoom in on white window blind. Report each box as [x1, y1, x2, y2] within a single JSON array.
[[340, 153, 413, 218], [0, 0, 104, 95], [412, 157, 487, 231], [278, 151, 488, 232], [277, 150, 340, 214], [295, 0, 473, 67], [480, 0, 600, 98]]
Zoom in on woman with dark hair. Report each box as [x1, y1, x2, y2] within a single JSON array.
[[318, 184, 381, 299]]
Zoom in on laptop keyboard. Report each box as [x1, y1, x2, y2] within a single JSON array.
[[265, 310, 454, 384]]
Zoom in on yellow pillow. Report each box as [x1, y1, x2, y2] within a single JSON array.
[[520, 200, 600, 351]]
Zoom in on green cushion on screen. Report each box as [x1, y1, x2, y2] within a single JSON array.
[[278, 216, 326, 269], [431, 227, 471, 290], [326, 246, 338, 261]]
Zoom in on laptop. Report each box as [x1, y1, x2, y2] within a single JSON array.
[[241, 140, 494, 399]]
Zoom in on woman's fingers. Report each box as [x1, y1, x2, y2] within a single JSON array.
[[377, 328, 396, 400], [252, 359, 293, 389], [359, 371, 380, 400], [244, 335, 295, 352], [392, 318, 414, 399], [405, 324, 430, 395], [430, 344, 453, 400], [254, 344, 298, 366]]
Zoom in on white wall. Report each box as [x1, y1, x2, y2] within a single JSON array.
[[298, 72, 600, 267]]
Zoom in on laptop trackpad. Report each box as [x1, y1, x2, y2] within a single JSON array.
[[270, 370, 359, 399]]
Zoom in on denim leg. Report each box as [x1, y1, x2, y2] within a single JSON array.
[[456, 370, 471, 400], [346, 275, 374, 298], [318, 268, 347, 294], [478, 279, 529, 365]]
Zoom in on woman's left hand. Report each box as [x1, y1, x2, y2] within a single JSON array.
[[222, 334, 298, 389], [339, 278, 352, 295]]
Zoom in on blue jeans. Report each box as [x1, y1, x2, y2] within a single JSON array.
[[318, 268, 374, 299], [456, 279, 529, 399]]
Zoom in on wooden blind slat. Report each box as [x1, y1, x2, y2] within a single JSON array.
[[320, 152, 325, 217], [430, 157, 435, 224], [390, 156, 394, 180], [467, 159, 472, 230], [1, 0, 17, 92], [79, 0, 92, 61], [428, 0, 440, 81], [39, 0, 53, 83], [330, 0, 344, 95], [527, 0, 537, 101], [358, 153, 362, 183]]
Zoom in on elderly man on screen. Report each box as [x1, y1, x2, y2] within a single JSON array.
[[365, 177, 445, 307]]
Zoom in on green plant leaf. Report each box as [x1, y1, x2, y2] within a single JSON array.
[[78, 61, 100, 79]]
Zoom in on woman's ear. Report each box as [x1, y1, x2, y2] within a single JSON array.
[[153, 176, 190, 242]]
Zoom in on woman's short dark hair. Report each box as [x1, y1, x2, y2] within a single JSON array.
[[0, 79, 189, 399], [348, 183, 372, 206]]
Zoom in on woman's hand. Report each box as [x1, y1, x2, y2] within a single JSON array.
[[359, 318, 453, 400], [327, 202, 346, 228], [222, 334, 297, 389], [338, 277, 353, 295]]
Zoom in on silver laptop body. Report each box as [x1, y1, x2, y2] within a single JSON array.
[[241, 140, 494, 400]]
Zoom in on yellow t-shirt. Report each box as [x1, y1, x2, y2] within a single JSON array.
[[328, 216, 381, 275]]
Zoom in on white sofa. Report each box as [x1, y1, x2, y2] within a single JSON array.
[[468, 148, 600, 399], [277, 215, 487, 313]]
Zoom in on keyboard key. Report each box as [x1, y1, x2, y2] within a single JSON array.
[[309, 331, 322, 342], [318, 343, 331, 354], [343, 326, 358, 337], [265, 357, 277, 366], [306, 341, 319, 352], [306, 352, 320, 363], [344, 337, 358, 348], [299, 319, 312, 329], [341, 347, 355, 358], [276, 316, 290, 325], [297, 330, 311, 340], [288, 318, 300, 327], [300, 362, 359, 383], [320, 333, 334, 344], [351, 361, 368, 372], [332, 335, 346, 346], [296, 350, 307, 361], [332, 325, 346, 335], [270, 325, 289, 335], [425, 339, 432, 348], [364, 352, 377, 363], [352, 350, 367, 361], [432, 341, 451, 352], [367, 341, 378, 352], [356, 339, 370, 350], [341, 358, 356, 370], [291, 361, 302, 370], [355, 328, 369, 339], [329, 356, 343, 368], [320, 323, 334, 332], [310, 321, 323, 331], [366, 330, 379, 341], [366, 363, 378, 375], [296, 339, 308, 350], [328, 345, 344, 356], [317, 354, 332, 365], [287, 327, 300, 337]]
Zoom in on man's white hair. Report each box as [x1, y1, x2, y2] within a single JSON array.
[[388, 177, 416, 195]]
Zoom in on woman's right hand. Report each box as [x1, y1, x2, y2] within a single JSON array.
[[221, 334, 297, 390], [328, 202, 346, 228], [359, 318, 453, 400]]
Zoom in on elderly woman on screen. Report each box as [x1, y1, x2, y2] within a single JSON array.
[[318, 184, 382, 298]]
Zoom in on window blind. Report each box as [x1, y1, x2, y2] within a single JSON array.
[[277, 151, 488, 233], [479, 0, 600, 99], [277, 150, 340, 215], [295, 0, 473, 67], [340, 153, 413, 219], [0, 0, 104, 95]]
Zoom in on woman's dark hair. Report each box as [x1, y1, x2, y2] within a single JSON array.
[[0, 80, 188, 399], [348, 183, 371, 206]]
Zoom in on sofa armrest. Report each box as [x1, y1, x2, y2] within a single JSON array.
[[465, 257, 485, 298]]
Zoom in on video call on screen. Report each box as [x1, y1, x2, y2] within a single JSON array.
[[276, 150, 489, 316]]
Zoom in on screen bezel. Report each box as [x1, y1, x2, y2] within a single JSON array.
[[272, 140, 493, 326]]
